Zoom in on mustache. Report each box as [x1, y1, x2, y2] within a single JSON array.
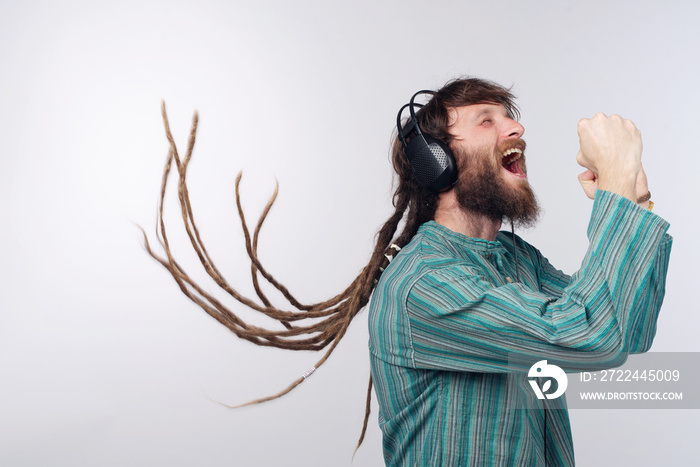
[[498, 138, 527, 155]]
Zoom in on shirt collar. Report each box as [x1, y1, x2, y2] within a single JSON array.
[[418, 220, 507, 254]]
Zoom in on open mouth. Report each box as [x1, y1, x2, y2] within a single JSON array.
[[501, 147, 526, 176]]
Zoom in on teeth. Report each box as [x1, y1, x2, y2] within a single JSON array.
[[502, 148, 522, 158], [501, 147, 523, 164]]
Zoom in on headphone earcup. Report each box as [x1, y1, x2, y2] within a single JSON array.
[[405, 134, 458, 192]]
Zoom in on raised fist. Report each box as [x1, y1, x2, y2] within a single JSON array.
[[576, 113, 642, 201]]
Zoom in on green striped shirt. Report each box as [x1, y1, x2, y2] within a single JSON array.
[[368, 191, 672, 466]]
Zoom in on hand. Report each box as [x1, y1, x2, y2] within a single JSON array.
[[576, 113, 642, 202]]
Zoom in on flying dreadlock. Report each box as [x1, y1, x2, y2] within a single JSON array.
[[141, 78, 519, 451]]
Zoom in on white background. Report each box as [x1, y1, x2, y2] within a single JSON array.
[[1, 1, 698, 465]]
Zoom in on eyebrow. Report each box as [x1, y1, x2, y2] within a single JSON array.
[[472, 107, 495, 122], [472, 105, 513, 122]]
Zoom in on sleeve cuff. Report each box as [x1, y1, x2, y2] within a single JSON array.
[[586, 190, 670, 267]]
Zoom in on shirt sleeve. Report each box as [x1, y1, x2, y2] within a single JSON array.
[[405, 191, 672, 373]]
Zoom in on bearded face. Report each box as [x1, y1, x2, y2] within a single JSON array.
[[453, 138, 540, 227]]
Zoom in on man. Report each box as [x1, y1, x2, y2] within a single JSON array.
[[147, 76, 671, 466], [368, 78, 671, 465]]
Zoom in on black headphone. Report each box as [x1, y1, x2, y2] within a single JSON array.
[[397, 90, 458, 192]]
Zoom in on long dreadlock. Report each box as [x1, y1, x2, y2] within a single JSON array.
[[141, 77, 519, 451]]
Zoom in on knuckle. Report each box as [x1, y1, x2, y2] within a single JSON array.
[[626, 121, 640, 136]]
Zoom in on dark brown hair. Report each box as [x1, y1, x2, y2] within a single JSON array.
[[141, 77, 519, 452]]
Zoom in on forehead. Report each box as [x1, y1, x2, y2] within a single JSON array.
[[448, 103, 509, 126]]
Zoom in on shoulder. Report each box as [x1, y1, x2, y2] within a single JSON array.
[[380, 223, 484, 288]]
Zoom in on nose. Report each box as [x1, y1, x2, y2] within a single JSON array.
[[503, 118, 524, 140]]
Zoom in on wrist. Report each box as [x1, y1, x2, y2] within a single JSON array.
[[597, 172, 639, 202]]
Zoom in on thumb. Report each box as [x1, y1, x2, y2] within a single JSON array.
[[577, 169, 598, 200], [577, 169, 596, 183]]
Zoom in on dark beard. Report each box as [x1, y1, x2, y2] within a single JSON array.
[[454, 145, 540, 228]]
